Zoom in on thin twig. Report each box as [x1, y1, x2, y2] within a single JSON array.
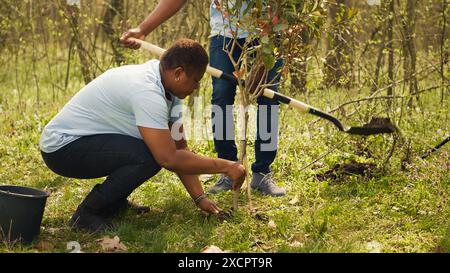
[[298, 134, 350, 172], [329, 84, 449, 114]]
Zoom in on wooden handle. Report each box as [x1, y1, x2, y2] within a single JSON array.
[[131, 38, 314, 114], [130, 38, 224, 78]]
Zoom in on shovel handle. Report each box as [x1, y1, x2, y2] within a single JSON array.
[[131, 38, 345, 130], [132, 39, 311, 109], [131, 38, 224, 78]]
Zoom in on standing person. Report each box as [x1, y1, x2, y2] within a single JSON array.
[[121, 0, 286, 197], [40, 39, 246, 233]]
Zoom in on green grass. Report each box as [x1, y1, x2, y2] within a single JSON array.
[[0, 58, 449, 253]]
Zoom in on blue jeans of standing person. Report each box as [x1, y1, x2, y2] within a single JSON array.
[[41, 134, 161, 204], [209, 35, 283, 174]]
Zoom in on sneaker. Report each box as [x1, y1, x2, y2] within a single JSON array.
[[207, 174, 233, 194], [251, 172, 286, 197]]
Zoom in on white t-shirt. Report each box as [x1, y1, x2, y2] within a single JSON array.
[[39, 60, 183, 153], [210, 0, 249, 38]]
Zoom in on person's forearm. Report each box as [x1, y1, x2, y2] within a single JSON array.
[[138, 0, 187, 36], [164, 149, 232, 175], [174, 141, 204, 199], [177, 173, 204, 200]]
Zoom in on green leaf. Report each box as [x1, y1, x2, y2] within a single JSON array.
[[263, 54, 276, 70], [256, 0, 262, 11], [263, 45, 272, 54]]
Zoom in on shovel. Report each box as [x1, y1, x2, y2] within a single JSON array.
[[421, 136, 450, 159], [131, 38, 396, 136]]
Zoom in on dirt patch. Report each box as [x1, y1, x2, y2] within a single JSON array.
[[208, 209, 233, 223], [316, 161, 377, 182], [360, 117, 398, 133], [347, 117, 398, 135]]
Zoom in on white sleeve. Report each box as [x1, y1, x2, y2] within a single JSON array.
[[130, 90, 169, 130]]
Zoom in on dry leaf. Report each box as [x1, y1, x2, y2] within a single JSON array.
[[232, 68, 245, 79], [173, 214, 184, 220], [289, 241, 304, 248], [201, 245, 229, 253], [289, 197, 299, 205], [268, 220, 277, 229], [97, 236, 128, 252], [45, 227, 63, 234], [366, 241, 382, 253]]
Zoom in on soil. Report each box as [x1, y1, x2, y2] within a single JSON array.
[[212, 209, 233, 223], [316, 161, 377, 182], [362, 117, 398, 131]]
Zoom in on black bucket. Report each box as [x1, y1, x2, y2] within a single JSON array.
[[0, 185, 50, 244]]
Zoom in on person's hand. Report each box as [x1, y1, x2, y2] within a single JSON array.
[[120, 27, 145, 49], [197, 197, 222, 215], [225, 162, 246, 190]]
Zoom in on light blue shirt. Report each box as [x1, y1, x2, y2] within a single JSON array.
[[39, 60, 182, 153], [210, 0, 249, 38]]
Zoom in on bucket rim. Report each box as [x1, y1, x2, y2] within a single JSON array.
[[0, 185, 50, 199]]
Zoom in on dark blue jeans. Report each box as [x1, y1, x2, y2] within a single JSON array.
[[41, 134, 161, 203], [209, 35, 283, 174]]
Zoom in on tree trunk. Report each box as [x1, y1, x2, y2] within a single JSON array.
[[440, 0, 449, 104], [387, 0, 395, 98], [403, 0, 418, 106], [236, 106, 249, 211], [371, 29, 386, 94], [325, 0, 353, 88], [102, 0, 125, 66], [29, 0, 40, 107], [289, 29, 310, 94], [63, 2, 93, 84]]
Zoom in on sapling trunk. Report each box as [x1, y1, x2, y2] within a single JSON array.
[[220, 38, 249, 211], [235, 103, 253, 211]]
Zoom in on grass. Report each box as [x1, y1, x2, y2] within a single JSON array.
[[0, 56, 449, 253]]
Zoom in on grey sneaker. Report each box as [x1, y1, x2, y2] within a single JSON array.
[[208, 174, 233, 194], [251, 172, 286, 197]]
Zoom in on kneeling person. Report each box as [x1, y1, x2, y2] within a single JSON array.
[[40, 39, 245, 233]]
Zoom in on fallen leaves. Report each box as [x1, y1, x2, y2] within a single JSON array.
[[366, 241, 382, 253], [289, 241, 304, 248], [97, 236, 128, 252], [268, 220, 277, 229], [288, 197, 299, 205]]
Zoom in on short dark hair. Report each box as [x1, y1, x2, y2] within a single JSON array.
[[160, 38, 208, 77]]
